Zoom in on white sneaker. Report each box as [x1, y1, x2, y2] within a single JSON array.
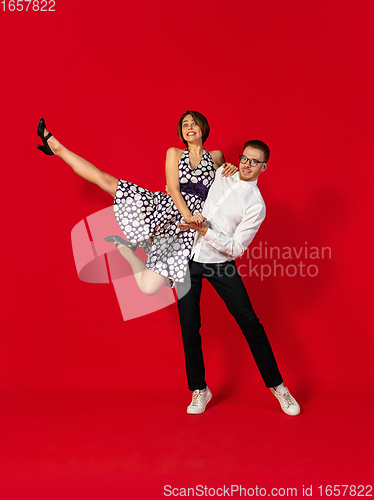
[[187, 387, 212, 414], [270, 386, 300, 416]]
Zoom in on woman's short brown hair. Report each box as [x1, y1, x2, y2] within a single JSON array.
[[177, 110, 210, 147]]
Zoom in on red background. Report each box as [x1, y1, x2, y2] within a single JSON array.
[[0, 1, 373, 498]]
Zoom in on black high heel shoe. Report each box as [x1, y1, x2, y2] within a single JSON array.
[[37, 117, 55, 156], [104, 235, 137, 252]]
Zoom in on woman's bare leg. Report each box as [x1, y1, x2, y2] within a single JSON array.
[[116, 245, 166, 296], [42, 126, 166, 294], [41, 126, 118, 197]]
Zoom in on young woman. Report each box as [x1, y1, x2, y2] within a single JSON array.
[[36, 111, 236, 295]]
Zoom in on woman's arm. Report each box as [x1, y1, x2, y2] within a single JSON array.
[[209, 150, 238, 177], [210, 150, 226, 169], [165, 147, 201, 223]]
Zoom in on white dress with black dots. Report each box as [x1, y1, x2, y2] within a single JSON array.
[[113, 148, 216, 288]]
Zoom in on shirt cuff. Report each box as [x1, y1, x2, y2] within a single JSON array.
[[204, 228, 217, 243]]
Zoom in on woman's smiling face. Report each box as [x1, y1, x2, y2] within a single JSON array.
[[181, 114, 203, 144]]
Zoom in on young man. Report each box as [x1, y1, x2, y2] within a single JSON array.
[[177, 140, 300, 416]]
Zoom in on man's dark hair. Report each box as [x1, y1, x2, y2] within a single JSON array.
[[243, 140, 270, 162]]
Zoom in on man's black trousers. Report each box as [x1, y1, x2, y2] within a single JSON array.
[[177, 260, 283, 390]]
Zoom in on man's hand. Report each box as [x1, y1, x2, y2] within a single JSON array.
[[221, 162, 238, 177]]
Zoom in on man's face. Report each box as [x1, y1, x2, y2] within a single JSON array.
[[238, 146, 268, 182]]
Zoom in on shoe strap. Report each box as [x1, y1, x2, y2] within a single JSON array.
[[44, 132, 53, 141]]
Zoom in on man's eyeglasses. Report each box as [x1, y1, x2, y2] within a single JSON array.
[[239, 155, 266, 167]]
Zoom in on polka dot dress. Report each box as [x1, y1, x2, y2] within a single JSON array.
[[113, 148, 216, 287]]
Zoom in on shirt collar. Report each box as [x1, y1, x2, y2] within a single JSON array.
[[232, 171, 258, 188]]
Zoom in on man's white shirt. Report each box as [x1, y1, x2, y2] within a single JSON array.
[[192, 166, 266, 263]]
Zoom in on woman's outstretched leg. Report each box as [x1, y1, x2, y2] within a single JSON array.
[[39, 124, 118, 197], [116, 244, 166, 296]]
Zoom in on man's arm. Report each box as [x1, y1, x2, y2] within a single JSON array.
[[179, 204, 265, 258]]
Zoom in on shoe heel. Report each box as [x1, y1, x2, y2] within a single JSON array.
[[104, 235, 137, 252], [36, 118, 55, 156]]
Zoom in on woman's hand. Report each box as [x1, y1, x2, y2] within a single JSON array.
[[183, 212, 206, 227], [178, 218, 208, 235], [221, 162, 238, 177], [190, 212, 206, 224]]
